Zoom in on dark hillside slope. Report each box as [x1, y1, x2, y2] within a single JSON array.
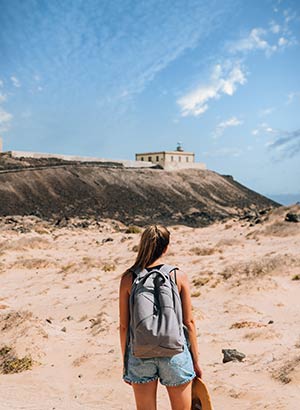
[[0, 166, 279, 226]]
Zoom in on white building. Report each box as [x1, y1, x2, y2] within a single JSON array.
[[135, 143, 206, 170]]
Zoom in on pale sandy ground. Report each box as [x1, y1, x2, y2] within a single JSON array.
[[0, 205, 300, 410]]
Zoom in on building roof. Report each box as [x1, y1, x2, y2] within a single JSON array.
[[136, 151, 194, 156]]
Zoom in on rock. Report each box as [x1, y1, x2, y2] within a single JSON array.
[[222, 349, 246, 363], [268, 320, 274, 324], [61, 326, 66, 332], [102, 237, 114, 243], [285, 212, 300, 222]]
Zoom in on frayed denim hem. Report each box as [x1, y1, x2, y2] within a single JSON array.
[[123, 376, 159, 385], [160, 373, 196, 387]]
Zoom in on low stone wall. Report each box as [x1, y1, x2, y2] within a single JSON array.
[[10, 151, 154, 169]]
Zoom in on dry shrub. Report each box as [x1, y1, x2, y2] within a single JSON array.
[[272, 355, 300, 384], [89, 312, 109, 335], [256, 221, 300, 237], [0, 345, 33, 374], [102, 263, 116, 272], [190, 247, 216, 256], [216, 238, 240, 248], [230, 321, 267, 329], [125, 226, 141, 234], [192, 277, 210, 287], [219, 255, 300, 280], [191, 290, 201, 297], [12, 258, 56, 270], [1, 311, 33, 331], [1, 237, 50, 252]]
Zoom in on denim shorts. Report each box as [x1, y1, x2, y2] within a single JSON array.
[[123, 343, 196, 386]]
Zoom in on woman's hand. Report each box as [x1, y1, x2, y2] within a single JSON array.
[[193, 361, 203, 378]]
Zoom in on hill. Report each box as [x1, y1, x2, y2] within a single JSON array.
[[0, 158, 279, 226]]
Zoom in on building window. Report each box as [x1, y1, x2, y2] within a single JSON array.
[[141, 157, 144, 161], [156, 155, 159, 162], [179, 156, 181, 162], [148, 156, 152, 162], [186, 156, 189, 162], [171, 156, 174, 162]]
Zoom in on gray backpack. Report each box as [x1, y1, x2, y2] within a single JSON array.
[[129, 264, 185, 358]]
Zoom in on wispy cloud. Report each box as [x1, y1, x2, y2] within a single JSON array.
[[177, 61, 246, 117], [10, 76, 21, 87], [0, 107, 13, 132], [253, 123, 300, 158], [0, 1, 235, 102], [228, 8, 297, 58], [203, 147, 242, 157], [267, 128, 300, 158], [212, 116, 243, 138], [259, 107, 275, 117]]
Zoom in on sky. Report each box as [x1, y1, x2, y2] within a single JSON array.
[[0, 0, 299, 202]]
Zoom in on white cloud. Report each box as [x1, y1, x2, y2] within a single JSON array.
[[252, 129, 259, 136], [177, 62, 246, 117], [229, 28, 277, 57], [213, 116, 243, 138], [270, 21, 281, 34], [278, 37, 288, 46], [10, 76, 21, 87], [0, 93, 7, 103]]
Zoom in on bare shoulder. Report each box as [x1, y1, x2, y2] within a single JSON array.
[[173, 268, 189, 292], [119, 270, 133, 293]]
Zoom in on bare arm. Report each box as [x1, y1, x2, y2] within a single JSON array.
[[119, 272, 131, 362], [177, 269, 203, 378]]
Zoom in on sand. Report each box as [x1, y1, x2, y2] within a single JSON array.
[[0, 205, 299, 409]]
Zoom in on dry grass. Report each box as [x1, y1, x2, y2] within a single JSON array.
[[1, 237, 50, 252], [192, 276, 210, 287], [0, 345, 33, 374], [230, 321, 267, 329], [190, 247, 218, 256], [272, 355, 300, 384], [219, 255, 300, 281], [252, 221, 300, 238], [12, 258, 57, 270], [125, 226, 141, 234], [102, 263, 116, 272]]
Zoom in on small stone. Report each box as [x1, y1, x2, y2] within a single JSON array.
[[102, 237, 114, 243], [61, 326, 66, 332], [78, 374, 83, 378], [268, 320, 274, 324], [222, 349, 246, 363], [46, 318, 52, 324]]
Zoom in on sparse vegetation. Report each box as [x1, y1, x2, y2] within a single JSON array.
[[190, 247, 217, 256], [102, 263, 116, 272], [0, 345, 33, 374], [125, 226, 141, 234], [220, 255, 300, 281], [192, 277, 210, 287]]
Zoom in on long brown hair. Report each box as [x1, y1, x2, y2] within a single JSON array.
[[130, 225, 170, 271]]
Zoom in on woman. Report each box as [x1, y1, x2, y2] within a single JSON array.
[[119, 225, 202, 410]]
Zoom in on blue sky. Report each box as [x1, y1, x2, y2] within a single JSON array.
[[0, 0, 299, 200]]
